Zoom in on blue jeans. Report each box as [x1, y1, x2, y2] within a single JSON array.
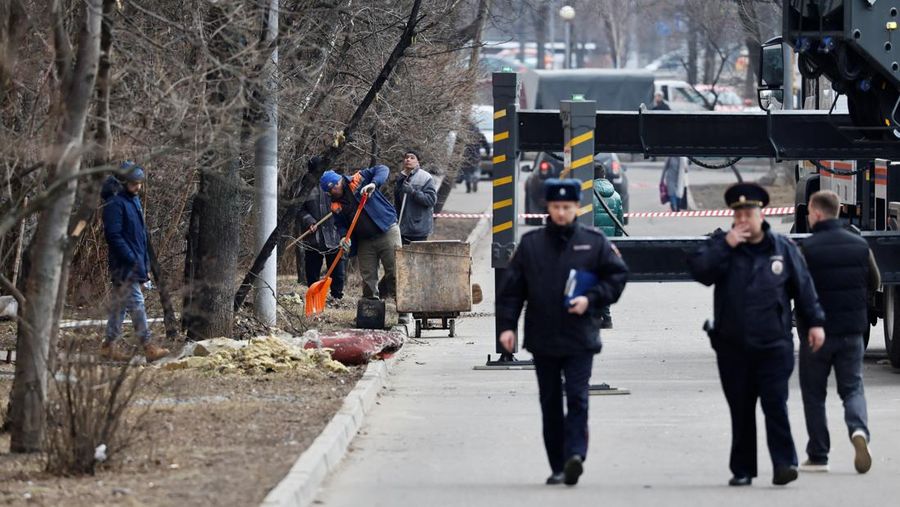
[[668, 191, 681, 211], [105, 281, 150, 345], [533, 354, 594, 474], [799, 333, 869, 463]]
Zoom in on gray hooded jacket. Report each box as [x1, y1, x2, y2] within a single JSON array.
[[394, 167, 437, 238]]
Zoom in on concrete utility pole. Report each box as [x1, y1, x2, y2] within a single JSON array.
[[253, 0, 278, 325]]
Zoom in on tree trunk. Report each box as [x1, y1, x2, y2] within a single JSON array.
[[252, 0, 278, 326], [736, 0, 763, 99], [9, 0, 102, 453], [182, 5, 243, 340], [687, 19, 698, 85], [534, 2, 547, 70]]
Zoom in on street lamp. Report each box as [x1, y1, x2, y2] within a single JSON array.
[[559, 5, 575, 69]]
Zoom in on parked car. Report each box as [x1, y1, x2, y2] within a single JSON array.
[[523, 152, 629, 226], [654, 79, 708, 111]]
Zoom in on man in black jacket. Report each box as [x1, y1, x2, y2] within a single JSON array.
[[798, 190, 879, 474], [688, 182, 826, 487], [296, 186, 345, 299], [497, 178, 628, 487]]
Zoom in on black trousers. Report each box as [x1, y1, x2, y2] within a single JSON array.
[[715, 344, 797, 478], [533, 353, 594, 474], [303, 248, 345, 298]]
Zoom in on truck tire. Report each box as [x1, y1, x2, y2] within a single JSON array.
[[885, 286, 900, 368]]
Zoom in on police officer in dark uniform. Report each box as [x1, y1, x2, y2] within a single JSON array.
[[688, 182, 826, 487], [497, 178, 629, 486]]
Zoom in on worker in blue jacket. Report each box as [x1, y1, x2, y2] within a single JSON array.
[[320, 163, 400, 299], [101, 161, 170, 362], [688, 182, 826, 487]]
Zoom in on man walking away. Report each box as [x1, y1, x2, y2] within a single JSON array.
[[101, 161, 170, 362], [688, 182, 825, 487], [798, 190, 879, 474], [461, 122, 489, 193], [320, 164, 401, 300], [497, 179, 628, 487], [297, 185, 345, 299], [591, 163, 624, 329], [394, 150, 437, 245]]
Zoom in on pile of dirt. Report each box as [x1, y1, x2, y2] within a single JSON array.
[[163, 336, 348, 375]]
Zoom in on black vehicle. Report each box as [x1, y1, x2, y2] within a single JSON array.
[[523, 152, 629, 226]]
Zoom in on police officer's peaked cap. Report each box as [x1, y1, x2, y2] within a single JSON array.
[[545, 178, 582, 202], [725, 182, 769, 209]]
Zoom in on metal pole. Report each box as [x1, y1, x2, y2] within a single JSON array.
[[564, 21, 571, 69], [253, 0, 279, 325], [548, 0, 556, 69], [560, 99, 596, 227], [783, 43, 793, 110], [489, 71, 527, 365]]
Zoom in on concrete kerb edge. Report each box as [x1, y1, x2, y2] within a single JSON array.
[[260, 340, 403, 507]]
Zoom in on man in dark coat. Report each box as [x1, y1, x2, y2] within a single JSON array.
[[497, 178, 628, 486], [798, 190, 879, 474], [688, 182, 825, 487], [296, 186, 345, 299], [101, 161, 169, 362]]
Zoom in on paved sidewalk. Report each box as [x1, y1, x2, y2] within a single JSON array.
[[316, 187, 900, 507]]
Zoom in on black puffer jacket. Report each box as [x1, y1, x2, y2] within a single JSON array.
[[497, 222, 628, 357], [688, 223, 825, 351], [799, 219, 880, 337]]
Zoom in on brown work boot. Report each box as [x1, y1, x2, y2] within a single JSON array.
[[99, 341, 131, 362], [143, 343, 170, 362]]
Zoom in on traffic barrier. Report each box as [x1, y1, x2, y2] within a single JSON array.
[[433, 206, 795, 219]]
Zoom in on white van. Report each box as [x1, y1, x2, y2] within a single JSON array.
[[654, 79, 708, 111]]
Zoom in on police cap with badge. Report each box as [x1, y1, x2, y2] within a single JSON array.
[[545, 178, 582, 202], [724, 182, 769, 209]]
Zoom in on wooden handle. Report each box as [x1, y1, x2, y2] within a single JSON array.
[[285, 212, 333, 251]]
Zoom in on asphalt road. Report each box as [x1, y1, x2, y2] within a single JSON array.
[[314, 163, 900, 507]]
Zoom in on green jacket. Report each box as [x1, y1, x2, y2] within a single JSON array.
[[592, 178, 624, 237]]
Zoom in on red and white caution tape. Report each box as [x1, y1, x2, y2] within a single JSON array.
[[434, 206, 795, 219]]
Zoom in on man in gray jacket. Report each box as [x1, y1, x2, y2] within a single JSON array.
[[394, 150, 437, 244]]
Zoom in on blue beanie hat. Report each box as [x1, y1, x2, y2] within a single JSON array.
[[320, 170, 342, 193], [120, 160, 145, 182]]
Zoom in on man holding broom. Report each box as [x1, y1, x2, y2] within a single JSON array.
[[319, 163, 401, 300]]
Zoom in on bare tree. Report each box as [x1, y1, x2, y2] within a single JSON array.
[[9, 0, 103, 453]]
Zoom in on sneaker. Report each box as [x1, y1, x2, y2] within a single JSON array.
[[563, 455, 583, 486], [143, 343, 170, 362], [772, 465, 798, 485], [545, 472, 564, 485], [99, 341, 131, 361], [851, 430, 872, 474], [799, 459, 830, 473]]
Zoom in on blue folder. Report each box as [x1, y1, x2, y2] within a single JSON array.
[[564, 269, 599, 308]]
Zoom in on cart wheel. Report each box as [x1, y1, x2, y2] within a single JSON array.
[[415, 320, 422, 338], [448, 319, 456, 338]]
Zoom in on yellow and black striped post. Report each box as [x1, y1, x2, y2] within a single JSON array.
[[491, 72, 520, 359], [560, 99, 597, 226]]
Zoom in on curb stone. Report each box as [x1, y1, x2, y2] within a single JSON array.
[[260, 325, 407, 507]]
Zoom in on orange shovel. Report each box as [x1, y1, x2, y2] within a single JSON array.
[[305, 192, 369, 315]]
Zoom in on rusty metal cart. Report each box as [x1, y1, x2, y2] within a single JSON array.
[[396, 240, 472, 338]]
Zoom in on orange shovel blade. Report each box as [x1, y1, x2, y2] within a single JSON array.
[[304, 277, 333, 315]]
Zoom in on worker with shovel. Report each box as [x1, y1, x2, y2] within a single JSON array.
[[296, 185, 345, 300], [320, 164, 401, 300]]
